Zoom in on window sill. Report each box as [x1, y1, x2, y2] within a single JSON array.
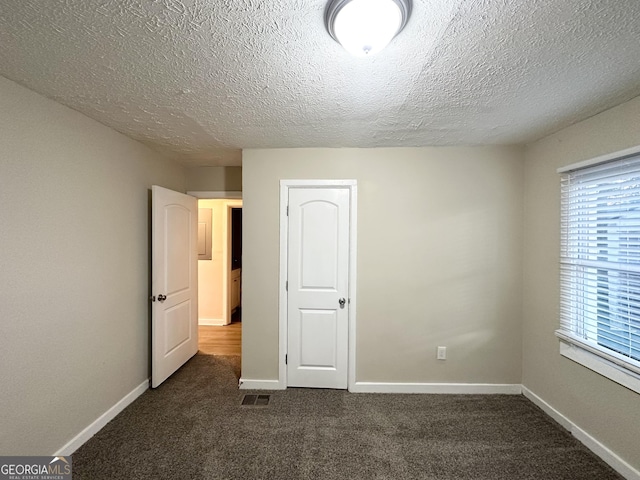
[[557, 335, 640, 395]]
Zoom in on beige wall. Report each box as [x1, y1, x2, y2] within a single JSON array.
[[242, 147, 524, 383], [523, 95, 640, 470], [0, 76, 185, 454], [186, 166, 242, 192], [197, 199, 242, 323]]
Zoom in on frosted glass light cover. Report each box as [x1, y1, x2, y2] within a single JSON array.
[[332, 0, 403, 56]]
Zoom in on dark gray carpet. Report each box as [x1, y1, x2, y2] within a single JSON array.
[[72, 354, 623, 479]]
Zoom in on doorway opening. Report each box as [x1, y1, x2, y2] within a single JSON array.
[[194, 197, 243, 357], [230, 207, 242, 324]]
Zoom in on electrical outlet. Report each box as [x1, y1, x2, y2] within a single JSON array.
[[437, 346, 447, 360]]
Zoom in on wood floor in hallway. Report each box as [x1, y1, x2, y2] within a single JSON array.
[[198, 321, 241, 356]]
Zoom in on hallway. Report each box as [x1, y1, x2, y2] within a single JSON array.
[[198, 321, 241, 356]]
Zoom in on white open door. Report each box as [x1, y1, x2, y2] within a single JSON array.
[[151, 185, 198, 388], [287, 186, 351, 389]]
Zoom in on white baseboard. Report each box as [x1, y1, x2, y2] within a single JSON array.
[[53, 379, 149, 456], [240, 380, 521, 395], [350, 382, 522, 394], [238, 378, 285, 390], [199, 318, 226, 326], [522, 386, 640, 480]]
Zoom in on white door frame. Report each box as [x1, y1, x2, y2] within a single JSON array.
[[279, 180, 358, 390]]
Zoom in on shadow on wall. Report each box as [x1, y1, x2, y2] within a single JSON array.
[[185, 166, 242, 192]]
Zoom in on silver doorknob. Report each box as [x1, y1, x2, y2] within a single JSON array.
[[158, 294, 167, 302], [339, 298, 346, 308]]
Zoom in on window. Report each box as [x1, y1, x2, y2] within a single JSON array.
[[558, 149, 640, 391]]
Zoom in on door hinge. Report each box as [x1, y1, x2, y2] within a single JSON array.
[[286, 280, 288, 291], [285, 354, 288, 365], [286, 205, 289, 216]]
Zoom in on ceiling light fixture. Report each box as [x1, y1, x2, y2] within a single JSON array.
[[325, 0, 412, 57]]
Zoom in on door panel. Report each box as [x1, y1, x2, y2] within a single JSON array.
[[152, 186, 198, 388], [300, 201, 339, 289], [165, 205, 191, 294], [298, 309, 338, 368], [164, 301, 192, 354], [287, 187, 350, 389]]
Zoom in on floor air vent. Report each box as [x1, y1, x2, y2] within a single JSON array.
[[241, 394, 271, 406]]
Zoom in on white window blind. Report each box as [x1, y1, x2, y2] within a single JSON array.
[[558, 153, 640, 377]]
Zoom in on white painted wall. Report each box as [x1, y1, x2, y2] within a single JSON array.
[[523, 95, 640, 472], [0, 76, 185, 454], [242, 147, 524, 384]]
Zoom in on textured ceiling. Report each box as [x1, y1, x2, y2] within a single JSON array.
[[1, 0, 640, 166]]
